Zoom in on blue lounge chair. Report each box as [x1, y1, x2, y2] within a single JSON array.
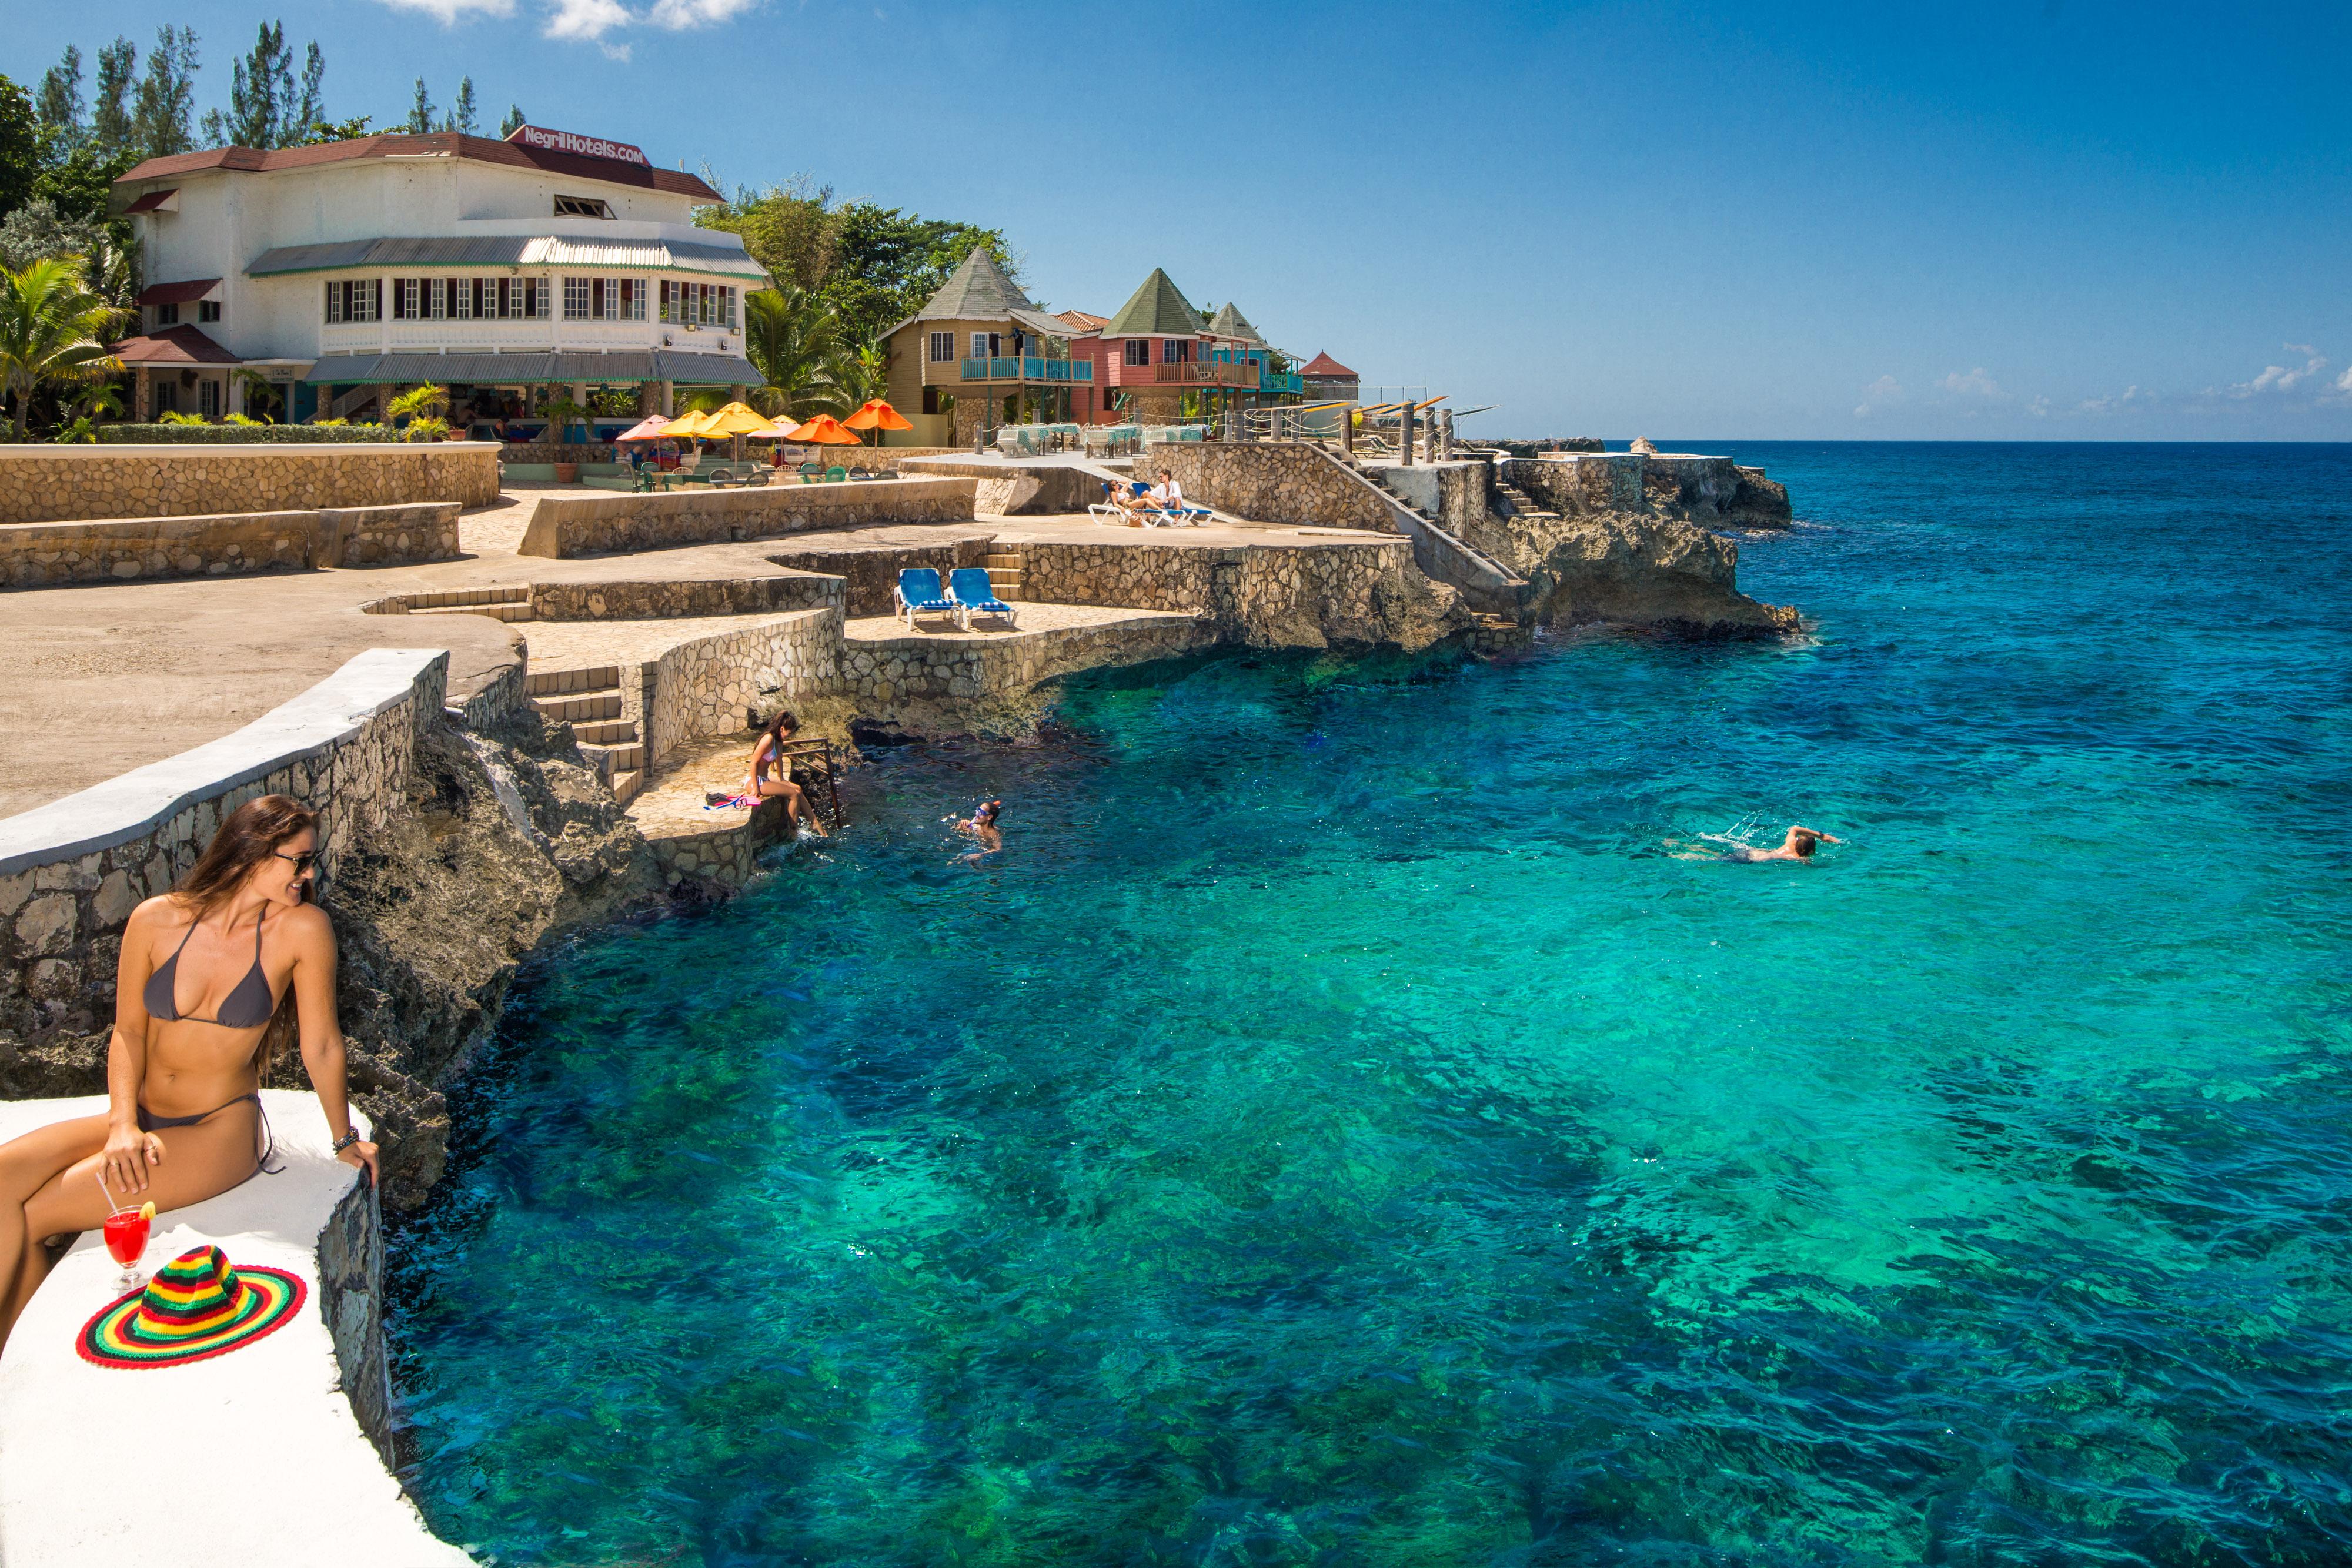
[[896, 567, 957, 628], [947, 567, 1016, 631]]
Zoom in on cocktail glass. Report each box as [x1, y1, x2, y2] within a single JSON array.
[[102, 1208, 150, 1292]]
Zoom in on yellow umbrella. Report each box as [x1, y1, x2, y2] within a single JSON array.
[[662, 409, 715, 437], [696, 400, 777, 437]]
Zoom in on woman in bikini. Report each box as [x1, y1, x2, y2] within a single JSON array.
[[740, 711, 828, 837], [0, 794, 377, 1348]]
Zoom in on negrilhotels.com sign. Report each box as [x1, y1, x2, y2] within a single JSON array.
[[507, 125, 649, 167]]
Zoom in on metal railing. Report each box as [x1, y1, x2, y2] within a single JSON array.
[[959, 356, 1094, 383]]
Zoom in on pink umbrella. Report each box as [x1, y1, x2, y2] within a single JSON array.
[[612, 415, 675, 442]]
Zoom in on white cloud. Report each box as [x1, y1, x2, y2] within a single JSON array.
[[369, 0, 516, 19], [546, 0, 632, 38], [2028, 394, 2051, 417], [2077, 385, 2151, 415], [647, 0, 762, 25], [2227, 347, 2328, 399], [2337, 367, 2352, 393], [1939, 367, 2005, 400], [1853, 374, 1903, 419]]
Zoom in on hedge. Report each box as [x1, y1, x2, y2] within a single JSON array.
[[93, 423, 416, 444]]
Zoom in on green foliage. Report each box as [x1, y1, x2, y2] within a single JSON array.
[[36, 48, 84, 154], [302, 113, 372, 146], [132, 26, 200, 159], [399, 415, 450, 442], [195, 26, 328, 149], [155, 408, 206, 424], [91, 39, 136, 158], [740, 283, 851, 420], [0, 76, 39, 222], [697, 184, 1020, 348], [0, 252, 123, 439], [54, 412, 98, 442], [499, 103, 524, 139], [221, 410, 266, 425], [386, 382, 451, 423], [96, 421, 396, 442], [450, 78, 476, 136], [406, 78, 435, 135]]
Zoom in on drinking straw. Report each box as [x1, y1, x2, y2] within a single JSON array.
[[96, 1167, 119, 1215]]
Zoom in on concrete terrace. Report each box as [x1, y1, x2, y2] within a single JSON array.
[[0, 480, 1398, 816]]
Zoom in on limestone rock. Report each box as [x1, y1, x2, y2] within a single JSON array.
[[1628, 436, 1659, 454], [1513, 510, 1800, 638]]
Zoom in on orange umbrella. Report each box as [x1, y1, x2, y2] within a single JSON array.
[[842, 397, 914, 447], [787, 414, 862, 446]]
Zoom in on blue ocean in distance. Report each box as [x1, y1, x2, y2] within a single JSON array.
[[386, 443, 2352, 1566]]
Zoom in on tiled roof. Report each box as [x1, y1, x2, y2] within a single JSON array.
[[113, 132, 723, 202], [135, 278, 221, 306], [1102, 268, 1203, 337], [1055, 309, 1108, 332], [108, 325, 241, 365], [1301, 350, 1357, 378]]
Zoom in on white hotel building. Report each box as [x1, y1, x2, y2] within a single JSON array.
[[109, 125, 769, 428]]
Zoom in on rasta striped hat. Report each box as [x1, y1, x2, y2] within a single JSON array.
[[78, 1244, 305, 1369]]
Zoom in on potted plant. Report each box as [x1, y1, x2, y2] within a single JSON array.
[[540, 392, 592, 478]]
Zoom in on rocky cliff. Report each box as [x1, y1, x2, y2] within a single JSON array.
[[1499, 510, 1802, 638]]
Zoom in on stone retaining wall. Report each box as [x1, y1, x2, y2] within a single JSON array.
[[1148, 442, 1396, 532], [765, 539, 995, 617], [529, 573, 843, 622], [1504, 453, 1791, 526], [632, 609, 843, 771], [517, 477, 977, 557], [0, 649, 447, 1048], [0, 443, 499, 525], [843, 616, 1211, 713], [1360, 460, 1492, 538], [0, 503, 460, 589], [1020, 537, 1422, 646]]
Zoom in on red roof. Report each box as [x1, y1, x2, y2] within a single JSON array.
[[1056, 309, 1108, 332], [121, 188, 178, 214], [135, 278, 221, 306], [1301, 351, 1357, 379], [108, 326, 242, 366], [114, 132, 723, 202]]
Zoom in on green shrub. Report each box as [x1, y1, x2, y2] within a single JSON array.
[[93, 423, 429, 443]]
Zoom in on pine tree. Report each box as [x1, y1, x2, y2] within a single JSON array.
[[406, 78, 435, 135], [36, 47, 85, 152], [90, 38, 136, 157], [452, 78, 477, 136], [290, 43, 325, 143], [202, 22, 296, 150], [500, 102, 526, 139], [132, 25, 200, 158]]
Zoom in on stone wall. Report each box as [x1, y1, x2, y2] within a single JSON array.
[[517, 477, 977, 558], [842, 616, 1211, 713], [1360, 461, 1491, 538], [527, 573, 843, 622], [896, 460, 1102, 516], [0, 444, 500, 525], [0, 503, 460, 589], [1020, 536, 1448, 649], [1505, 453, 1792, 527], [633, 609, 843, 771], [1148, 441, 1397, 532], [765, 539, 995, 617], [317, 1159, 393, 1457], [0, 650, 447, 1051]]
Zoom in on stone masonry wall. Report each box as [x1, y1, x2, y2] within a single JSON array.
[[1020, 536, 1425, 647], [637, 609, 843, 771], [764, 540, 994, 617], [0, 651, 446, 1051], [1505, 453, 1791, 527], [517, 477, 978, 557], [0, 444, 499, 525], [841, 617, 1211, 714], [0, 503, 459, 589], [527, 573, 843, 622], [1150, 442, 1398, 533]]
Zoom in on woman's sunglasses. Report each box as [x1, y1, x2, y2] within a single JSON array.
[[273, 850, 319, 874]]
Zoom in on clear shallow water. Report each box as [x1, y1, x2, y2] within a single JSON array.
[[387, 444, 2352, 1566]]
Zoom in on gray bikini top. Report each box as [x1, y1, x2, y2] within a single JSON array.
[[144, 910, 277, 1028]]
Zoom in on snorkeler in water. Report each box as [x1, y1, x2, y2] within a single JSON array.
[[949, 799, 1003, 862], [1703, 824, 1841, 863]]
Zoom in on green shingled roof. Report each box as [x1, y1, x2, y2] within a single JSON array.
[[1104, 268, 1204, 336], [910, 247, 1034, 323], [1207, 302, 1262, 344]]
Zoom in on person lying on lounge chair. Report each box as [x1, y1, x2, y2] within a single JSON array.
[[1147, 470, 1185, 509]]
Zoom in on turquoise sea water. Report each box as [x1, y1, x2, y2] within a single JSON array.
[[387, 443, 2352, 1566]]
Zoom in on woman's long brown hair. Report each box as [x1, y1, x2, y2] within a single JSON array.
[[169, 793, 318, 1082]]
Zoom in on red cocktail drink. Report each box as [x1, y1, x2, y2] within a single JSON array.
[[103, 1210, 149, 1288]]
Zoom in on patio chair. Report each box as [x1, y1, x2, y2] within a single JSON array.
[[797, 462, 824, 483], [947, 567, 1017, 631], [826, 466, 848, 482], [895, 567, 957, 628], [1089, 480, 1135, 527], [704, 466, 740, 488]]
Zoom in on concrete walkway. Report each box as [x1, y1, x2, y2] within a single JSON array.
[[0, 482, 1394, 815]]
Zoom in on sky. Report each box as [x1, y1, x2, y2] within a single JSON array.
[[10, 0, 2351, 440]]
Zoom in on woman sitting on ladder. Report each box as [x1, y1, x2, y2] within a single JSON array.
[[0, 794, 378, 1349]]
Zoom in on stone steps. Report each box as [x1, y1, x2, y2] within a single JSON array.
[[985, 549, 1025, 602], [408, 601, 534, 621], [1494, 483, 1559, 524], [527, 663, 643, 803]]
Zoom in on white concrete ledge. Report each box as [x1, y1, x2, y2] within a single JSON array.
[[0, 648, 448, 878], [41, 443, 505, 457], [0, 1092, 466, 1566]]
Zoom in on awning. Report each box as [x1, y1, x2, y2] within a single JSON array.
[[135, 278, 222, 307], [1007, 307, 1080, 342], [121, 188, 178, 215], [246, 234, 770, 282], [303, 350, 760, 386], [108, 325, 240, 365]]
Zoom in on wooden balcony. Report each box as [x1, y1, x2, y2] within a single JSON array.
[[922, 356, 1094, 386]]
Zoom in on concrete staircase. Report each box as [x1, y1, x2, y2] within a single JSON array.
[[1492, 479, 1561, 528], [983, 547, 1025, 602], [527, 664, 645, 805], [397, 586, 533, 622]]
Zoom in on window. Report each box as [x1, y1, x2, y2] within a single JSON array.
[[527, 276, 550, 318], [619, 278, 645, 320], [721, 286, 736, 329], [426, 279, 445, 319], [928, 331, 954, 363], [153, 380, 177, 412], [198, 379, 221, 419], [1161, 338, 1191, 363], [155, 302, 179, 326], [553, 194, 614, 219], [1124, 338, 1150, 366], [323, 279, 378, 323], [197, 300, 220, 323], [564, 277, 589, 320], [392, 278, 420, 320]]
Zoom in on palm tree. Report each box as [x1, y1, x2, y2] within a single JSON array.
[[742, 284, 851, 420], [0, 256, 124, 442], [385, 382, 450, 426]]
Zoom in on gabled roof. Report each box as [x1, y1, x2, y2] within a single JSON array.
[[1056, 309, 1107, 332], [1102, 268, 1204, 337], [1007, 307, 1077, 341], [1301, 350, 1357, 378], [1207, 302, 1262, 345], [113, 132, 723, 202], [109, 325, 240, 365]]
